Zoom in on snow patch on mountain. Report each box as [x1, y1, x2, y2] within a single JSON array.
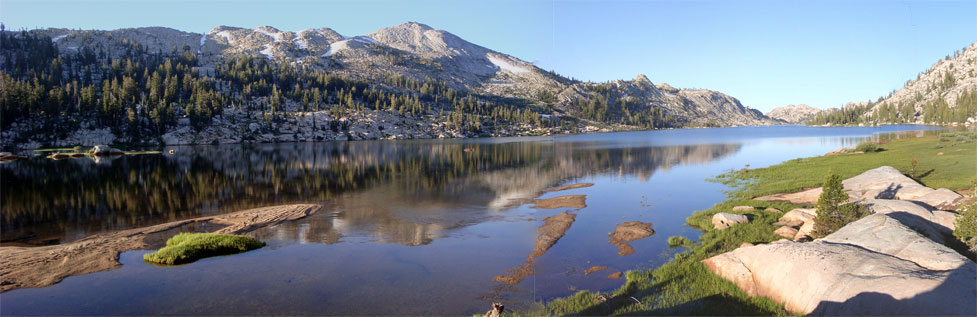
[[214, 31, 233, 42], [487, 55, 528, 73], [51, 34, 68, 42], [259, 45, 274, 60], [352, 36, 378, 45], [254, 26, 282, 41], [294, 38, 307, 50]]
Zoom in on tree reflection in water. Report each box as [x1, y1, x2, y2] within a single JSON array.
[[1, 140, 740, 246]]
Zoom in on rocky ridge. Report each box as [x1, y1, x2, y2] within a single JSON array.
[[867, 42, 977, 122], [4, 22, 778, 148], [764, 104, 822, 123]]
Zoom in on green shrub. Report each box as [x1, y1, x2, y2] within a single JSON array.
[[954, 187, 977, 252], [667, 236, 693, 248], [811, 171, 869, 238], [853, 142, 880, 152], [143, 233, 265, 265]]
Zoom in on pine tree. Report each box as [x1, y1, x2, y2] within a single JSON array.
[[811, 170, 867, 238]]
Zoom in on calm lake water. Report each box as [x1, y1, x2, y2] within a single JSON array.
[[0, 125, 940, 315]]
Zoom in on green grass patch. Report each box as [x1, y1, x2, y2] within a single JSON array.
[[528, 200, 799, 316], [531, 132, 976, 316], [32, 146, 89, 152], [143, 233, 265, 265], [853, 142, 881, 153], [666, 236, 693, 249], [124, 150, 162, 155], [714, 134, 976, 198]]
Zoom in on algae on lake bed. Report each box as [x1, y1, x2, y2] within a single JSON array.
[[143, 233, 265, 265]]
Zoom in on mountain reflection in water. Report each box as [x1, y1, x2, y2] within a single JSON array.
[[1, 139, 740, 246]]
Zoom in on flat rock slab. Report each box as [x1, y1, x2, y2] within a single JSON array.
[[609, 221, 654, 256], [859, 199, 957, 243], [822, 214, 967, 270], [543, 183, 594, 193], [754, 187, 822, 206], [703, 213, 976, 316], [915, 188, 965, 209], [584, 266, 609, 275], [0, 204, 321, 293], [532, 195, 587, 209], [712, 212, 749, 230], [494, 212, 576, 284], [731, 206, 755, 212], [754, 166, 962, 207]]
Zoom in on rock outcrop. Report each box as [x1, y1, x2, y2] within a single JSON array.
[[712, 212, 749, 230], [765, 104, 822, 124], [702, 213, 975, 315], [864, 42, 977, 124], [704, 166, 974, 315], [754, 166, 963, 207]]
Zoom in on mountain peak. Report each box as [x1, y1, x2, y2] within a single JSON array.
[[634, 74, 652, 85], [397, 21, 434, 31], [254, 25, 281, 33]]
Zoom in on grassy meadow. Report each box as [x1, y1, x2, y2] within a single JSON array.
[[527, 130, 975, 316]]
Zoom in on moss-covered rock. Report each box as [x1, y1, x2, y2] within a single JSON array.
[[143, 233, 265, 265]]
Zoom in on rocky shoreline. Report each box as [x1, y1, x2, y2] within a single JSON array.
[[0, 204, 320, 292], [702, 166, 974, 315]]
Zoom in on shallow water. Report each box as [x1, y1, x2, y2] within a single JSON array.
[[0, 125, 939, 315]]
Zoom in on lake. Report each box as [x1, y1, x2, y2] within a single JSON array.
[[0, 125, 940, 315]]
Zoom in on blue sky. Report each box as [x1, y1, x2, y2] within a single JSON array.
[[1, 0, 974, 112]]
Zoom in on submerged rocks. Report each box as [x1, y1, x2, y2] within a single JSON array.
[[609, 221, 655, 256], [584, 266, 609, 275], [543, 183, 594, 193], [712, 212, 749, 230], [532, 195, 587, 209], [494, 212, 577, 284]]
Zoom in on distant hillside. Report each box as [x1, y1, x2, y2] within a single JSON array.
[[0, 23, 775, 148], [765, 104, 822, 124], [810, 42, 977, 126]]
